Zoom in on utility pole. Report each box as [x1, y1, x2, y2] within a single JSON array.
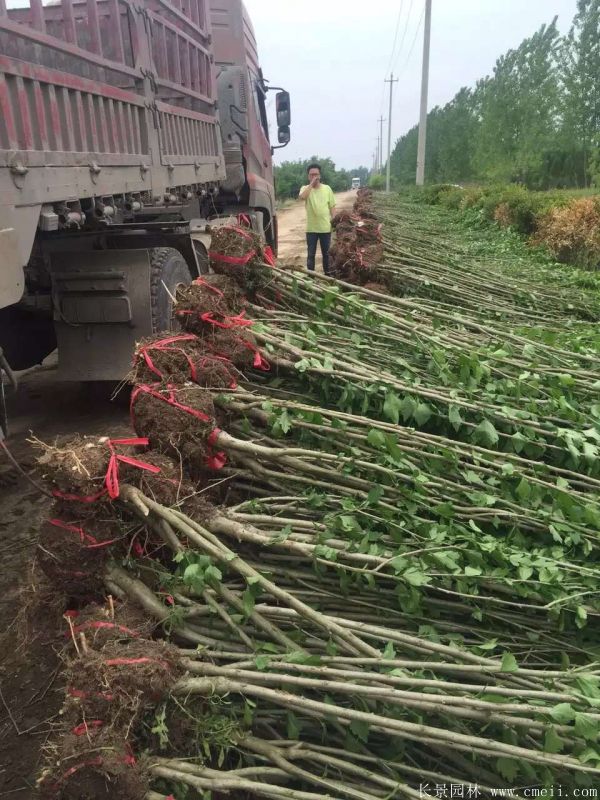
[[377, 116, 386, 172], [384, 73, 398, 192], [416, 0, 432, 186]]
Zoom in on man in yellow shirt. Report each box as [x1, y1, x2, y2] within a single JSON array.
[[298, 163, 336, 275]]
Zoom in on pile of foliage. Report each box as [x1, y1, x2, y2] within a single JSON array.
[[418, 183, 600, 269], [30, 197, 600, 798], [389, 1, 600, 190]]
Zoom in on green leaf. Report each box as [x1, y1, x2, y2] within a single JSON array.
[[544, 727, 564, 753], [476, 638, 498, 651], [400, 395, 416, 422], [448, 404, 463, 432], [515, 477, 531, 501], [254, 655, 270, 671], [403, 567, 431, 587], [349, 719, 370, 743], [204, 565, 223, 584], [500, 652, 519, 673], [367, 428, 386, 449], [464, 565, 482, 576], [367, 485, 383, 504], [382, 641, 396, 659], [383, 392, 401, 425], [576, 605, 588, 629], [286, 711, 300, 739], [475, 419, 499, 447], [242, 587, 256, 617], [579, 746, 600, 765], [285, 651, 322, 666], [339, 515, 358, 532], [549, 703, 575, 724], [496, 757, 519, 782], [501, 461, 515, 476], [575, 712, 598, 742], [413, 402, 433, 426]]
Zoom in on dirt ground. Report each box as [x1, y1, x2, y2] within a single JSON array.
[[277, 190, 356, 269], [0, 191, 353, 796]]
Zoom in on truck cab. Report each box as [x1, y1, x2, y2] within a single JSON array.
[[209, 0, 290, 252], [351, 177, 361, 190]]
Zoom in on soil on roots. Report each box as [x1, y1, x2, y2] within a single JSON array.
[[63, 601, 156, 651], [131, 385, 218, 472], [176, 275, 245, 332], [202, 328, 264, 370], [210, 226, 263, 282], [39, 732, 149, 800], [36, 435, 111, 500], [64, 639, 181, 731], [37, 512, 124, 599]]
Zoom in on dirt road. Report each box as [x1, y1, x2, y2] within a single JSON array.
[[276, 190, 356, 268]]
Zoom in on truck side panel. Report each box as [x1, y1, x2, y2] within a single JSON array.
[[0, 0, 225, 301]]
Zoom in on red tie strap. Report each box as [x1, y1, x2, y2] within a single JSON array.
[[72, 720, 103, 736], [209, 249, 256, 266], [137, 334, 199, 382], [49, 518, 118, 549], [199, 310, 253, 330], [53, 438, 159, 503], [130, 384, 213, 426], [263, 245, 276, 266], [191, 277, 225, 297]]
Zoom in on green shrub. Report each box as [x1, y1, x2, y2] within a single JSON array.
[[421, 183, 457, 205], [475, 184, 542, 235], [437, 186, 465, 210], [368, 173, 386, 190], [459, 187, 485, 209]]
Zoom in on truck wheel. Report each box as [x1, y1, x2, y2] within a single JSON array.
[[150, 247, 192, 333]]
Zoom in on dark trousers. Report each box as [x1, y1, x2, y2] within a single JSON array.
[[306, 232, 331, 275]]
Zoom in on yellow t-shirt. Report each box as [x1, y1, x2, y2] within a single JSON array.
[[299, 184, 336, 233]]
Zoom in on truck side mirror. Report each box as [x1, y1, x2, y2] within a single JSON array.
[[275, 91, 291, 127], [277, 125, 290, 145]]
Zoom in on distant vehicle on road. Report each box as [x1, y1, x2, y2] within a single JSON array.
[[351, 177, 361, 190]]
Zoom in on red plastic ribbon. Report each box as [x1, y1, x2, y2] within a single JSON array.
[[220, 224, 254, 242], [137, 334, 198, 383], [191, 277, 225, 297], [103, 656, 169, 669], [263, 245, 276, 266], [49, 518, 118, 550], [68, 687, 114, 701], [130, 384, 212, 427], [52, 438, 159, 502], [72, 720, 103, 736], [69, 621, 139, 638], [209, 249, 256, 266], [199, 310, 253, 330]]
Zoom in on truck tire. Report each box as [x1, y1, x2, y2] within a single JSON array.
[[150, 247, 192, 333]]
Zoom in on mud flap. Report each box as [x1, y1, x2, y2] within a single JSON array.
[[49, 249, 153, 381]]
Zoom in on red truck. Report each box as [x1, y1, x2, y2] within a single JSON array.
[[0, 0, 290, 387]]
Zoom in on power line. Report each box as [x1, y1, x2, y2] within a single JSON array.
[[391, 0, 415, 74], [385, 1, 405, 78], [379, 1, 405, 115], [396, 3, 426, 76]]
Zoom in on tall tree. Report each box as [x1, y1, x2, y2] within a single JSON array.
[[561, 0, 600, 186], [474, 19, 561, 187]]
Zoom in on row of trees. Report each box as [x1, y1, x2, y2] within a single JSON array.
[[390, 0, 600, 189], [275, 158, 369, 199]]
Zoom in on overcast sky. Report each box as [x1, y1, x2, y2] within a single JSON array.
[[245, 0, 578, 170]]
